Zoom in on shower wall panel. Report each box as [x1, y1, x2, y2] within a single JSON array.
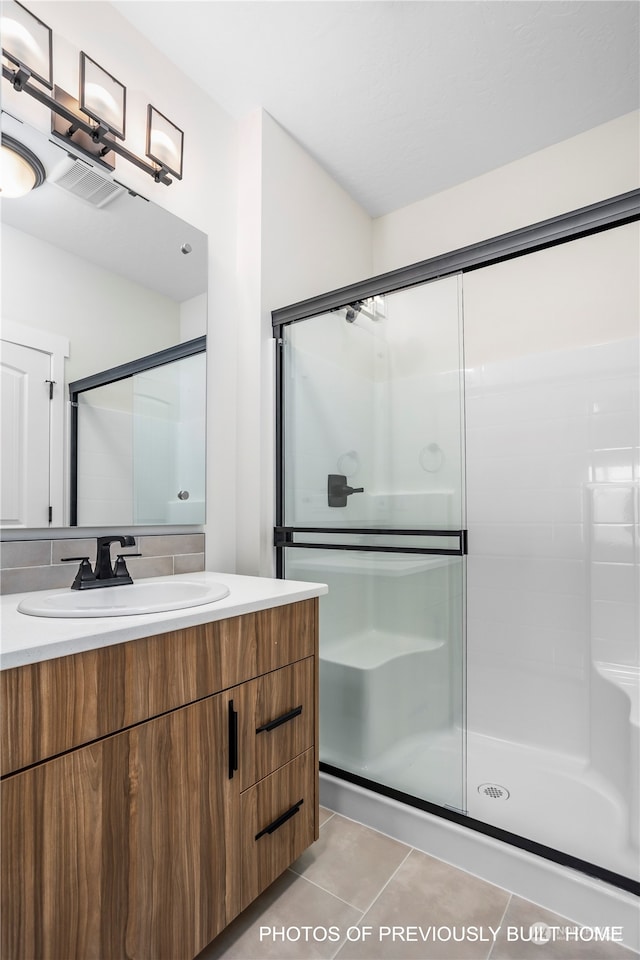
[[463, 223, 639, 878], [464, 223, 639, 760]]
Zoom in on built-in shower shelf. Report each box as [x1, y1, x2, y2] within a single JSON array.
[[292, 554, 457, 577], [321, 628, 444, 669]]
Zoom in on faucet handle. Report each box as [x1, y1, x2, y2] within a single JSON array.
[[61, 557, 96, 590], [114, 553, 141, 581]]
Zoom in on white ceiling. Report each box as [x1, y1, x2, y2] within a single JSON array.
[[113, 0, 639, 217]]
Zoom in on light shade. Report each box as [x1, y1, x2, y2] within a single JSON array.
[[1, 0, 52, 89], [80, 52, 126, 140], [0, 134, 45, 198], [146, 105, 183, 181]]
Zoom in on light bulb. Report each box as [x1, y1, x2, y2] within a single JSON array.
[[149, 129, 179, 167], [84, 82, 122, 130], [1, 143, 38, 198], [2, 17, 42, 64]]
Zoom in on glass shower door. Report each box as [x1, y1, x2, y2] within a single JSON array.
[[278, 275, 467, 812]]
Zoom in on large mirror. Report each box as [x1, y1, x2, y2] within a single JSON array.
[[1, 111, 208, 529]]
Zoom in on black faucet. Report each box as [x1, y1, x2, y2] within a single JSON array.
[[95, 536, 137, 581], [62, 535, 140, 590]]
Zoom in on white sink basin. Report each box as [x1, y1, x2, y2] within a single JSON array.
[[17, 579, 230, 618]]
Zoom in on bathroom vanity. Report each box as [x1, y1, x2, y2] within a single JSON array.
[[0, 572, 327, 960]]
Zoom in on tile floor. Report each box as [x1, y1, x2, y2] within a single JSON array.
[[197, 808, 638, 960]]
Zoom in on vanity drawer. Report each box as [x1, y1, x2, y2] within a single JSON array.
[[240, 748, 315, 911], [239, 658, 314, 790]]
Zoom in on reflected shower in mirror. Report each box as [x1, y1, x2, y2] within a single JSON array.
[[0, 112, 208, 528], [71, 341, 206, 526]]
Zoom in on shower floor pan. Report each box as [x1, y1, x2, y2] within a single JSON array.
[[322, 724, 464, 812], [467, 729, 639, 882], [322, 723, 639, 882]]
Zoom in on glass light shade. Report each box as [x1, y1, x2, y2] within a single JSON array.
[[0, 137, 45, 198], [1, 0, 52, 88], [80, 53, 126, 139], [146, 106, 183, 180]]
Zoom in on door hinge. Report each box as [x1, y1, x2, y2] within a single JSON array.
[[48, 506, 53, 523], [45, 380, 55, 400]]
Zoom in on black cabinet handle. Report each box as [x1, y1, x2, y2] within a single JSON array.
[[255, 799, 304, 841], [256, 705, 303, 735], [228, 700, 238, 779]]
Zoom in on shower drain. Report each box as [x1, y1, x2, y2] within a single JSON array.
[[477, 782, 510, 800]]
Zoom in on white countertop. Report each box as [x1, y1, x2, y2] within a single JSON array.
[[0, 572, 328, 670]]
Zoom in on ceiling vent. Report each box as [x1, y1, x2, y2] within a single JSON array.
[[50, 158, 126, 208]]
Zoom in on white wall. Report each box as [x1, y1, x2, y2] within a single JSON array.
[[261, 113, 373, 311], [373, 111, 640, 274], [235, 111, 373, 576], [180, 294, 207, 341], [2, 225, 181, 386]]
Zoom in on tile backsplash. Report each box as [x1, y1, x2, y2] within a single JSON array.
[[0, 534, 205, 595]]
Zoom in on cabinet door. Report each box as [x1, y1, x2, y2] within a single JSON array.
[[2, 740, 105, 960], [123, 692, 238, 959], [1, 692, 238, 960]]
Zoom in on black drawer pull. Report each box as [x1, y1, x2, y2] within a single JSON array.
[[228, 700, 238, 779], [255, 799, 304, 841], [256, 705, 303, 735]]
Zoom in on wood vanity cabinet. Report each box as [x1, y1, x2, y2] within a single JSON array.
[[1, 598, 319, 960]]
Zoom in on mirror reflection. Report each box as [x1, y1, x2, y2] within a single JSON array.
[[0, 112, 208, 528], [73, 346, 206, 526]]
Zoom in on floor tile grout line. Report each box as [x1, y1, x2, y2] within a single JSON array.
[[486, 893, 512, 960], [285, 867, 371, 914], [353, 846, 415, 919], [320, 810, 337, 828], [329, 905, 369, 960], [289, 811, 413, 913]]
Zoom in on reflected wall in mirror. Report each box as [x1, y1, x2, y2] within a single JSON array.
[[0, 112, 208, 528]]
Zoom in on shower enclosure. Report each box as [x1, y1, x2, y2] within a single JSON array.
[[274, 191, 639, 896]]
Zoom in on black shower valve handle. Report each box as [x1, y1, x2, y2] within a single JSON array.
[[328, 473, 365, 507]]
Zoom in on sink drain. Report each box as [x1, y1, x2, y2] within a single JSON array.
[[477, 782, 510, 800]]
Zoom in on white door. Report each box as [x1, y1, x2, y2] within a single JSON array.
[[1, 340, 52, 526]]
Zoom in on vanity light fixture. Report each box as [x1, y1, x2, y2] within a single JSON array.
[[0, 133, 45, 197], [80, 53, 126, 141], [146, 105, 183, 181], [1, 0, 52, 88], [1, 0, 183, 186]]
